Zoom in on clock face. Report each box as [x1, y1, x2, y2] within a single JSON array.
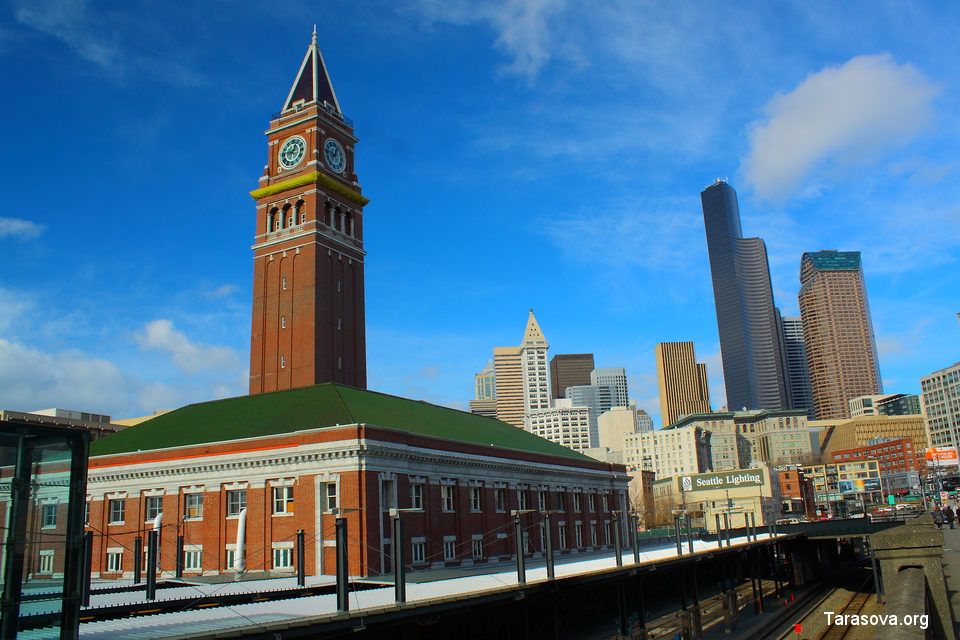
[[324, 138, 346, 173], [279, 136, 306, 169]]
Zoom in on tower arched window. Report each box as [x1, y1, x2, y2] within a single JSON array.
[[333, 208, 342, 232], [323, 201, 332, 226], [267, 208, 278, 234], [343, 211, 352, 236], [296, 200, 306, 225], [283, 204, 293, 229]]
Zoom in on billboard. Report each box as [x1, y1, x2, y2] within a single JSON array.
[[679, 470, 765, 493], [838, 478, 881, 494], [926, 447, 959, 466]]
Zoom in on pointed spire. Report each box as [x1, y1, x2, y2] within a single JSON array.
[[521, 309, 548, 347], [282, 30, 342, 116]]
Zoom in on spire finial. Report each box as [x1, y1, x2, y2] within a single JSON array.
[[312, 25, 318, 45]]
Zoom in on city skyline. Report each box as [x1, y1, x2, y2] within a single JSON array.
[[2, 3, 959, 427]]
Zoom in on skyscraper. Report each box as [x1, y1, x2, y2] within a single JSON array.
[[921, 362, 960, 449], [550, 353, 595, 400], [701, 180, 788, 411], [469, 360, 497, 418], [780, 316, 814, 418], [798, 251, 882, 420], [520, 310, 550, 415], [493, 347, 523, 428], [249, 32, 368, 394], [590, 368, 629, 409], [655, 342, 711, 427]]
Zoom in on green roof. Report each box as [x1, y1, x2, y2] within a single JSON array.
[[803, 250, 861, 271], [90, 383, 591, 461]]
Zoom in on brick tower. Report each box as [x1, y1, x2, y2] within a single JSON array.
[[249, 30, 368, 394]]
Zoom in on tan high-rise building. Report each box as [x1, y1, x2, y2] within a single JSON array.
[[798, 251, 882, 420], [655, 342, 711, 427], [493, 346, 524, 428]]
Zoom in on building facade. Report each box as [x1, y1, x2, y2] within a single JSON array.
[[623, 425, 711, 479], [469, 360, 497, 418], [85, 385, 630, 580], [798, 251, 882, 420], [249, 33, 369, 394], [550, 353, 595, 401], [655, 342, 711, 428], [520, 311, 550, 416], [921, 362, 960, 449], [493, 346, 524, 428], [815, 414, 929, 473], [700, 180, 788, 412], [590, 368, 629, 410], [526, 400, 592, 452], [565, 384, 615, 449], [780, 316, 814, 418]]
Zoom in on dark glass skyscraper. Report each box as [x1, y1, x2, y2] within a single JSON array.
[[701, 180, 788, 411]]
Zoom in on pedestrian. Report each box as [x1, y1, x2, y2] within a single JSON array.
[[933, 506, 945, 529], [946, 506, 956, 530]]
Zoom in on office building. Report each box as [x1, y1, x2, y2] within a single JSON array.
[[623, 424, 712, 479], [565, 384, 615, 449], [849, 394, 923, 419], [781, 316, 814, 418], [798, 251, 882, 419], [700, 180, 788, 412], [526, 400, 592, 452], [550, 353, 595, 400], [469, 360, 497, 418], [520, 310, 550, 415], [249, 32, 369, 394], [921, 361, 960, 449], [815, 414, 929, 470], [636, 410, 655, 433], [590, 368, 629, 409], [493, 347, 523, 428], [655, 342, 711, 428]]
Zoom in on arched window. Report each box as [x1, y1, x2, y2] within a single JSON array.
[[323, 201, 332, 226], [296, 200, 306, 225], [267, 207, 278, 233], [333, 207, 341, 232], [283, 204, 293, 229], [343, 211, 352, 236]]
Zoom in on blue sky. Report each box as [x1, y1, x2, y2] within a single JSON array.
[[1, 1, 958, 425]]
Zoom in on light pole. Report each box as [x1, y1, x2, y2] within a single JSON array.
[[511, 509, 536, 584]]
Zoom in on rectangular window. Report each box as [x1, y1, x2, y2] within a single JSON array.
[[411, 542, 425, 564], [39, 550, 55, 574], [558, 524, 567, 549], [494, 488, 505, 512], [472, 537, 483, 558], [590, 524, 597, 546], [107, 551, 123, 573], [469, 487, 481, 511], [444, 539, 456, 561], [381, 480, 396, 510], [538, 491, 546, 511], [227, 490, 246, 516], [184, 493, 203, 519], [602, 495, 609, 511], [184, 549, 202, 572], [108, 499, 125, 524], [145, 496, 163, 521], [442, 486, 455, 511], [273, 548, 293, 570], [604, 523, 611, 544], [225, 549, 236, 571], [410, 483, 424, 510], [323, 483, 338, 513], [42, 504, 57, 528], [557, 492, 566, 511], [518, 490, 528, 510], [575, 524, 583, 547], [273, 486, 294, 514], [573, 494, 581, 512], [588, 494, 595, 512]]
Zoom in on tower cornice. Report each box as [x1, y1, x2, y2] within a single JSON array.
[[250, 170, 370, 206]]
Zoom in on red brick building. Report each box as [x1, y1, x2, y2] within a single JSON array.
[[86, 384, 630, 580], [249, 32, 369, 394], [829, 437, 920, 476]]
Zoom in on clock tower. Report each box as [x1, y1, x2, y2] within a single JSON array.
[[249, 31, 368, 394]]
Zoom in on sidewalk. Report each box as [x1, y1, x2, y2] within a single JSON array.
[[940, 524, 960, 638]]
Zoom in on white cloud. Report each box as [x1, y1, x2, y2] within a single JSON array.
[[14, 0, 122, 70], [0, 217, 45, 240], [134, 319, 242, 375], [413, 0, 567, 79], [742, 54, 939, 203], [0, 338, 132, 414]]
